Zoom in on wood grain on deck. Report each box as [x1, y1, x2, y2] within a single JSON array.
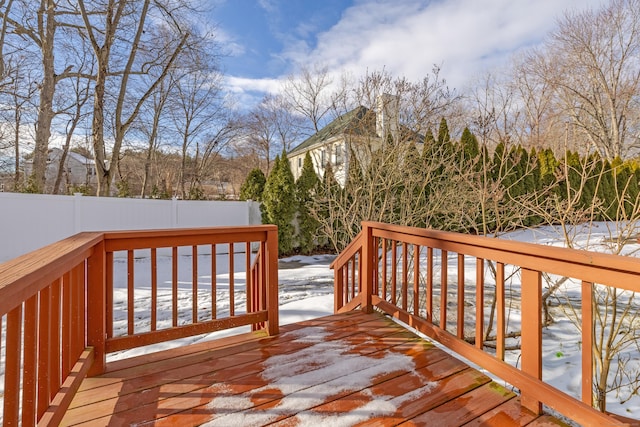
[[63, 311, 565, 427]]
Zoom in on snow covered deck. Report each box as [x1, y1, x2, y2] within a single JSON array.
[[62, 310, 554, 426], [2, 223, 636, 425]]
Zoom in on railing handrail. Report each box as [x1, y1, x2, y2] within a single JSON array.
[[102, 225, 276, 250], [332, 221, 637, 427], [363, 221, 640, 291], [0, 232, 103, 316], [329, 230, 363, 270]]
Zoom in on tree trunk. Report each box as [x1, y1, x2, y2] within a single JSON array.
[[12, 107, 20, 190], [92, 49, 109, 196], [30, 0, 57, 193]]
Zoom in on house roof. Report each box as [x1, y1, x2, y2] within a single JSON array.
[[288, 106, 376, 156], [66, 150, 95, 165], [288, 105, 423, 156]]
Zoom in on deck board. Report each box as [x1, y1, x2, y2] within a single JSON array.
[[63, 311, 565, 426]]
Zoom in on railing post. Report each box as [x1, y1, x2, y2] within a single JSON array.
[[361, 223, 374, 313], [334, 265, 344, 313], [521, 267, 542, 414], [581, 281, 594, 407], [266, 227, 279, 335], [87, 240, 106, 376]]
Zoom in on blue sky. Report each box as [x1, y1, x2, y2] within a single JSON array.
[[212, 0, 608, 107]]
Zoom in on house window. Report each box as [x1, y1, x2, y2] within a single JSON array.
[[298, 157, 302, 168], [335, 146, 343, 165], [321, 149, 326, 165]]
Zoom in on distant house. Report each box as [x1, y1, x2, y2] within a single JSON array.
[[23, 147, 97, 193], [288, 94, 419, 186]]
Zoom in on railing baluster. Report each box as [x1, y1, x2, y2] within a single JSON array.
[[229, 243, 235, 317], [413, 245, 420, 316], [427, 247, 433, 322], [402, 242, 408, 311], [75, 262, 85, 360], [358, 247, 363, 296], [172, 247, 178, 327], [5, 304, 23, 426], [106, 251, 114, 338], [62, 271, 72, 378], [23, 294, 38, 426], [391, 241, 397, 305], [261, 241, 268, 315], [582, 281, 594, 407], [49, 279, 61, 400], [345, 260, 350, 301], [192, 245, 198, 323], [353, 253, 357, 298], [373, 237, 379, 295], [127, 250, 134, 335], [457, 253, 465, 339], [211, 244, 217, 319], [246, 242, 251, 316], [475, 258, 485, 350], [440, 250, 448, 330], [496, 262, 505, 360], [382, 239, 388, 301], [151, 248, 157, 331], [37, 286, 50, 418], [343, 264, 349, 304]]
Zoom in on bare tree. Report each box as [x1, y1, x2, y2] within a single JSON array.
[[0, 57, 37, 190], [243, 94, 304, 174], [511, 52, 566, 153], [524, 0, 640, 159], [77, 0, 189, 195], [168, 64, 225, 198], [0, 0, 14, 79], [137, 77, 172, 198], [51, 63, 93, 194], [282, 63, 336, 134], [0, 0, 79, 192]]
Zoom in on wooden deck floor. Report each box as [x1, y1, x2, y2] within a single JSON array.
[[62, 311, 567, 426]]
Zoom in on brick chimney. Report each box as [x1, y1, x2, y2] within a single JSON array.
[[376, 94, 399, 140]]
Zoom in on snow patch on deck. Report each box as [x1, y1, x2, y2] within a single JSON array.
[[202, 324, 435, 426]]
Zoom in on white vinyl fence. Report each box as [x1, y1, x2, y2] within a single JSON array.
[[0, 193, 262, 263]]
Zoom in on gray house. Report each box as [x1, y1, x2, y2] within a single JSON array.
[[23, 147, 97, 193]]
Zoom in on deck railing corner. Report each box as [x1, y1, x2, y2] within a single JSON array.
[[331, 221, 636, 427]]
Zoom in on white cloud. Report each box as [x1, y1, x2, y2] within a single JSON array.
[[224, 0, 609, 103], [301, 0, 609, 88], [224, 75, 282, 94], [223, 76, 283, 109]]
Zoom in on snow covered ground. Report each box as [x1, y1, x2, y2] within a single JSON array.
[[106, 253, 338, 359]]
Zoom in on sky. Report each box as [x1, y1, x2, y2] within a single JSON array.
[[211, 0, 608, 108]]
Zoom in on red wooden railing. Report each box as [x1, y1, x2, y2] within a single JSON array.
[[331, 221, 638, 427], [0, 225, 279, 426]]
